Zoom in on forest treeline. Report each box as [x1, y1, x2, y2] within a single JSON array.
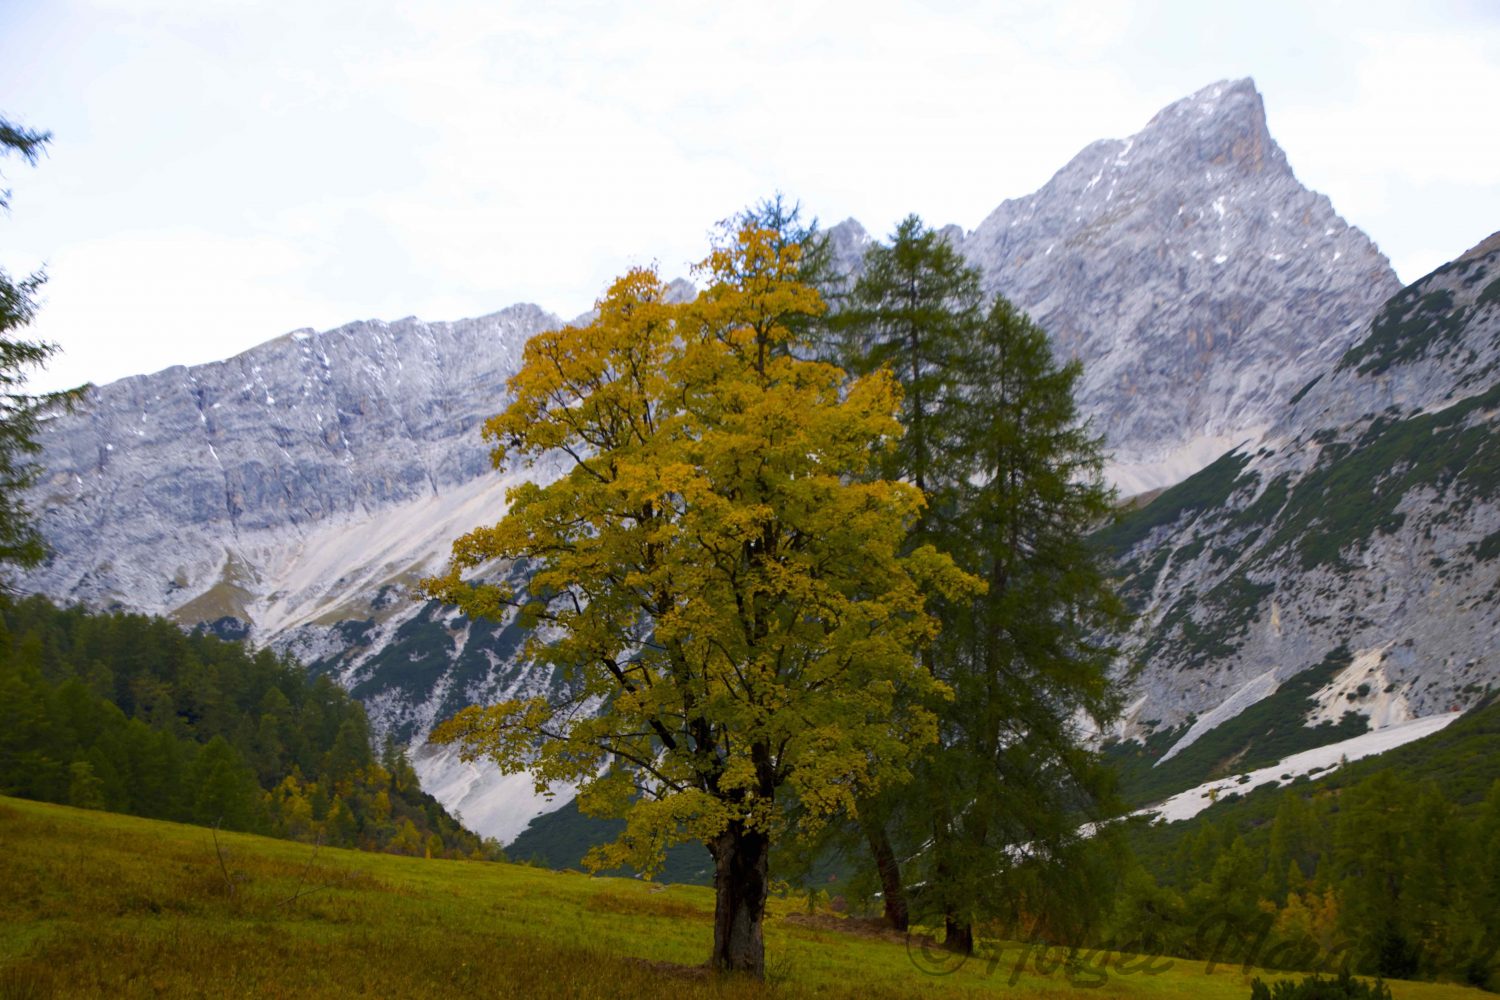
[[1096, 767, 1500, 988], [1085, 699, 1500, 989], [0, 596, 503, 860]]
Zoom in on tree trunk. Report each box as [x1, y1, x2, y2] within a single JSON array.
[[709, 821, 770, 977], [944, 913, 974, 955], [861, 816, 909, 931], [932, 807, 972, 954]]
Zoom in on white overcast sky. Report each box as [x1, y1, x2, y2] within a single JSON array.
[[3, 0, 1499, 393]]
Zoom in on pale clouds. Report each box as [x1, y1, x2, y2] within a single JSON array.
[[2, 0, 1496, 392], [1270, 22, 1500, 282]]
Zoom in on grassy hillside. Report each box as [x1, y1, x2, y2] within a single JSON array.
[[0, 796, 1489, 999]]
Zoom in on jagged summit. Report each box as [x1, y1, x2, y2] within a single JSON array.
[[122, 303, 559, 392], [1141, 77, 1283, 177], [959, 77, 1398, 493], [832, 78, 1396, 493]]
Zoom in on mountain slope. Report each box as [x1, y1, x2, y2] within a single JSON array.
[[26, 304, 557, 634], [18, 79, 1404, 842], [1104, 233, 1500, 776]]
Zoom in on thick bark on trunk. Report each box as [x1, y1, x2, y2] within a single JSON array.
[[860, 817, 909, 931], [944, 914, 975, 955], [932, 806, 972, 955], [709, 822, 770, 977]]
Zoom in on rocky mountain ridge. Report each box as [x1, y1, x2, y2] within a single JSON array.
[[27, 305, 556, 633], [838, 77, 1400, 494], [18, 78, 1408, 839], [1104, 234, 1500, 757]]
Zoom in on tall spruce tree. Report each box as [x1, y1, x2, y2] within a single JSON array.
[[0, 117, 84, 584], [834, 216, 1126, 949], [834, 214, 979, 507], [829, 216, 981, 930], [1336, 770, 1421, 977], [922, 296, 1125, 952]]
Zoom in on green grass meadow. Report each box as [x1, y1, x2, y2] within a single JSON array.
[[0, 796, 1488, 999]]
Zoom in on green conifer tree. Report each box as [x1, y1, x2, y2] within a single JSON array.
[[1336, 770, 1419, 977], [826, 215, 980, 930], [833, 217, 1126, 948], [0, 118, 85, 585], [189, 735, 266, 832], [66, 758, 105, 809], [1462, 780, 1500, 988]]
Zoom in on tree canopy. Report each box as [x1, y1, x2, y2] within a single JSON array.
[[426, 221, 971, 975], [834, 213, 981, 506], [829, 215, 1127, 951]]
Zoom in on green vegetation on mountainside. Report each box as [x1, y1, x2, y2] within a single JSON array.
[[1103, 698, 1500, 989], [1105, 383, 1500, 681], [308, 568, 542, 748], [1338, 255, 1493, 377], [1107, 647, 1366, 808], [0, 596, 498, 859], [1104, 249, 1500, 689], [344, 601, 528, 711], [507, 798, 715, 884], [1096, 449, 1253, 560], [1263, 382, 1500, 572]]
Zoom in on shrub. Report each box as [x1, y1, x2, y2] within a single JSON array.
[[1249, 969, 1392, 1000]]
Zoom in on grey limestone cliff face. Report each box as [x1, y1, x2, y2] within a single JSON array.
[[25, 304, 557, 621], [835, 78, 1400, 494], [1107, 236, 1500, 740], [967, 79, 1400, 493]]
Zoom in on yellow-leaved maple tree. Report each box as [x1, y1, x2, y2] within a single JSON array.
[[424, 222, 972, 976]]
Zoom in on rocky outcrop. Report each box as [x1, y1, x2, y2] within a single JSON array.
[[842, 78, 1401, 494], [25, 305, 556, 630], [1107, 236, 1500, 745]]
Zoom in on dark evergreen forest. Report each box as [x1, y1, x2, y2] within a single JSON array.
[[0, 596, 502, 860]]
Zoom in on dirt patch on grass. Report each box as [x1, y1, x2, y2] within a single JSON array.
[[780, 912, 913, 945], [623, 956, 713, 981], [585, 889, 709, 921]]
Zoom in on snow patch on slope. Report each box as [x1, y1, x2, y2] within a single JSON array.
[[1158, 667, 1280, 763], [182, 453, 568, 639], [1144, 712, 1461, 824], [411, 743, 573, 845], [1105, 431, 1261, 497]]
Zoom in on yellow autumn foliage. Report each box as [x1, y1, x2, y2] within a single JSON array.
[[425, 222, 975, 875]]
